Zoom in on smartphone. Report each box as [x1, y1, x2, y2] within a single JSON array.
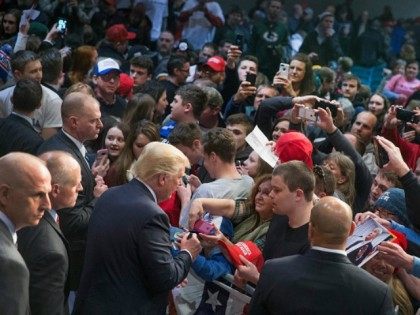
[[298, 107, 317, 122], [181, 175, 189, 187], [96, 148, 108, 159], [396, 108, 418, 123], [314, 100, 338, 118], [278, 63, 289, 79], [192, 219, 215, 235], [235, 160, 243, 167], [373, 139, 389, 168], [245, 72, 257, 86], [235, 34, 244, 50], [57, 18, 67, 35]]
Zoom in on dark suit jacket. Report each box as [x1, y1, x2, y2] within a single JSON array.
[[38, 130, 95, 290], [0, 113, 44, 156], [18, 212, 70, 315], [0, 220, 30, 315], [73, 179, 192, 315], [249, 249, 395, 315]]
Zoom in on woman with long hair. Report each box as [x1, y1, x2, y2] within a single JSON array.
[[112, 120, 160, 186], [122, 93, 156, 129], [190, 174, 274, 250], [273, 53, 315, 97], [136, 80, 169, 124], [367, 93, 390, 133], [0, 9, 20, 43], [323, 151, 356, 207]]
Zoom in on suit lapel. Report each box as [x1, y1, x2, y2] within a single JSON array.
[[43, 213, 69, 248], [57, 130, 91, 177]]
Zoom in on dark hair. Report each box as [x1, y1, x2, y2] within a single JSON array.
[[202, 128, 236, 163], [239, 55, 259, 68], [1, 9, 21, 37], [167, 55, 188, 76], [176, 84, 208, 119], [11, 50, 39, 73], [201, 86, 223, 110], [168, 122, 202, 147], [134, 80, 165, 102], [39, 48, 63, 83], [130, 55, 154, 75], [291, 53, 315, 96], [226, 113, 253, 135], [123, 93, 156, 128], [273, 161, 315, 202], [342, 73, 361, 89], [12, 79, 42, 112], [201, 42, 217, 52]]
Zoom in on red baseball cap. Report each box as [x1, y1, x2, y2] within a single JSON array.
[[218, 240, 264, 272], [275, 131, 313, 169], [118, 73, 134, 99], [106, 24, 136, 42], [204, 56, 226, 73]]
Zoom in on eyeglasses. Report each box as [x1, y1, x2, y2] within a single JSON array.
[[98, 73, 120, 82]]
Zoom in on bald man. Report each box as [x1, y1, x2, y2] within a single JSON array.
[[249, 197, 395, 315], [0, 152, 51, 315], [37, 92, 105, 291], [18, 151, 83, 315]]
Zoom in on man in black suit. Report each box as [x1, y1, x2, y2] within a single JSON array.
[[0, 79, 44, 156], [37, 92, 107, 291], [0, 152, 52, 315], [249, 196, 395, 314], [74, 142, 202, 314], [18, 151, 83, 315]]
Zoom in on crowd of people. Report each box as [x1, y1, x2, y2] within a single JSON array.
[[0, 0, 419, 314]]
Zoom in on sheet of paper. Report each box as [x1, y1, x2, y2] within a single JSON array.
[[20, 7, 40, 27], [245, 126, 278, 168]]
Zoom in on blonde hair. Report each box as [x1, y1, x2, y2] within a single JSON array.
[[389, 276, 414, 315], [131, 142, 189, 181]]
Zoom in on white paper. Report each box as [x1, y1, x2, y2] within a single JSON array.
[[20, 7, 40, 27], [245, 126, 278, 168]]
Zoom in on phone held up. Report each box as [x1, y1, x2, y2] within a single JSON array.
[[57, 18, 67, 35], [245, 72, 257, 86], [235, 34, 244, 50], [278, 63, 289, 79], [314, 100, 338, 118], [192, 219, 216, 235], [373, 139, 389, 168]]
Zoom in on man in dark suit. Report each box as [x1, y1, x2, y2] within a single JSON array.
[[0, 152, 52, 315], [37, 92, 107, 291], [74, 142, 202, 314], [18, 151, 83, 315], [0, 79, 44, 156], [249, 196, 395, 315]]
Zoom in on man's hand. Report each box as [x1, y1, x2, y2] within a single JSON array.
[[378, 241, 414, 271], [226, 45, 242, 69], [180, 233, 202, 260], [45, 23, 61, 42], [235, 255, 260, 285], [354, 211, 391, 228], [316, 107, 337, 134], [188, 174, 201, 193], [233, 81, 257, 103], [375, 136, 410, 177], [292, 95, 321, 107], [93, 175, 108, 198], [188, 199, 205, 230], [176, 183, 192, 207]]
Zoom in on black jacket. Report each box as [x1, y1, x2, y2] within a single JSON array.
[[37, 130, 95, 290], [74, 179, 192, 314], [0, 113, 43, 157], [250, 249, 395, 315], [18, 213, 70, 315]]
